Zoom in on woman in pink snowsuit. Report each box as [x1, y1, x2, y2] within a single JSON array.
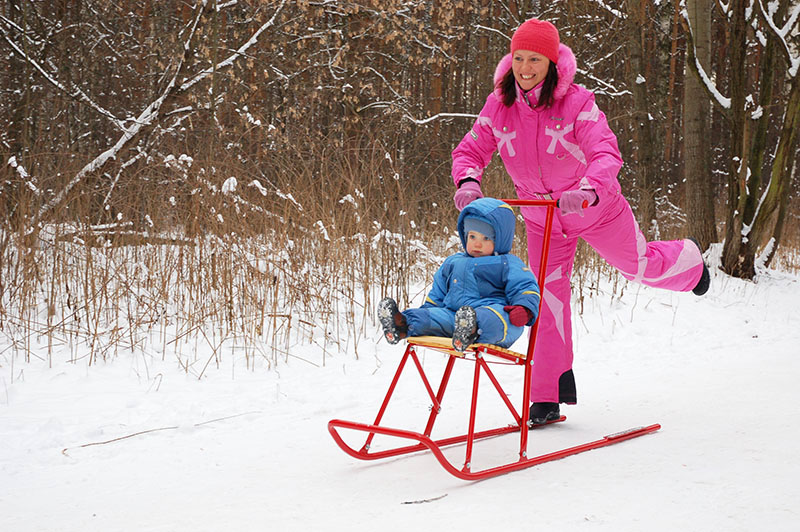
[[451, 19, 709, 425]]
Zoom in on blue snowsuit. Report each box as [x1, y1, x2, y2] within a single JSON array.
[[403, 198, 541, 348]]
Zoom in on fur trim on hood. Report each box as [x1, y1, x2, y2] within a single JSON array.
[[493, 43, 577, 101]]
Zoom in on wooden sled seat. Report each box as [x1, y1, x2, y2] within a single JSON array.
[[405, 335, 526, 363]]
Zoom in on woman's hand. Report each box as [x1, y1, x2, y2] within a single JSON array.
[[453, 180, 483, 211], [559, 189, 597, 217]]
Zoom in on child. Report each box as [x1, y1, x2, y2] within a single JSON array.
[[378, 197, 540, 352]]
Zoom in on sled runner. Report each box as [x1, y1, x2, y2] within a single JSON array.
[[328, 199, 660, 481]]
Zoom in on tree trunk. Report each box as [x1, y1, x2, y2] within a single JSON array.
[[720, 0, 754, 278], [664, 4, 681, 176], [683, 0, 716, 250], [752, 73, 800, 266], [626, 1, 658, 237]]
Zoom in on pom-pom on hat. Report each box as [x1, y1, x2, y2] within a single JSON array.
[[510, 18, 560, 64], [463, 217, 496, 242]]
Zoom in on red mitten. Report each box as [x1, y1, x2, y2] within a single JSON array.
[[503, 305, 534, 327]]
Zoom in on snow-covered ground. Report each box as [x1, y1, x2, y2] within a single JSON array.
[[2, 248, 799, 532]]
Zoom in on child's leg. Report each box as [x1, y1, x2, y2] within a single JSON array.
[[403, 307, 457, 337], [378, 297, 408, 344], [474, 304, 526, 348]]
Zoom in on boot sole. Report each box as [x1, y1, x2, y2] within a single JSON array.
[[378, 298, 403, 344], [452, 306, 478, 352], [529, 411, 562, 426]]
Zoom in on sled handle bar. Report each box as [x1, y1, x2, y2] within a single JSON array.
[[500, 198, 588, 209]]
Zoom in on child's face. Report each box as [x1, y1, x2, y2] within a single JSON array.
[[466, 231, 495, 257]]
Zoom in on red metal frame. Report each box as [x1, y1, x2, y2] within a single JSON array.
[[328, 199, 660, 480]]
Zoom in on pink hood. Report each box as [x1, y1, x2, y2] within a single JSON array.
[[493, 44, 578, 101]]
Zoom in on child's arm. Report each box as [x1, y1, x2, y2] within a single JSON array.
[[504, 255, 541, 325], [421, 258, 453, 308]]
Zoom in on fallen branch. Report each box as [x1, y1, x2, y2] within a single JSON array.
[[61, 410, 262, 456], [401, 494, 448, 505]]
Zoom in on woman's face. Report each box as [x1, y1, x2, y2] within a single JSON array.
[[512, 50, 551, 91]]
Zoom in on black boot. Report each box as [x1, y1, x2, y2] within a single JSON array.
[[452, 306, 479, 352], [529, 402, 560, 426], [377, 297, 408, 344], [688, 238, 710, 296]]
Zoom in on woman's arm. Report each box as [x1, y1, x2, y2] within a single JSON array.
[[451, 95, 501, 187], [572, 93, 624, 199]]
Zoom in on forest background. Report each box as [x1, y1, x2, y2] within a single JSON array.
[[1, 0, 799, 368]]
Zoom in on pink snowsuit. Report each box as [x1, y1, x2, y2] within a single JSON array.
[[452, 45, 705, 404]]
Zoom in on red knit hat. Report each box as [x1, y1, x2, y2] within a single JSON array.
[[510, 19, 560, 64]]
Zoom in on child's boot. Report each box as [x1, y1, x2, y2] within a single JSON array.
[[452, 306, 479, 352], [378, 297, 408, 344]]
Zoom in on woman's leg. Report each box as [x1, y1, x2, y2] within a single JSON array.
[[525, 219, 579, 404], [579, 195, 704, 291]]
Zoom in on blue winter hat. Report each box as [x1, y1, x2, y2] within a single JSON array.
[[463, 217, 496, 242]]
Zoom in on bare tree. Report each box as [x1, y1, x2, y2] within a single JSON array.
[[1, 0, 797, 261], [749, 0, 800, 268], [682, 0, 716, 250], [680, 0, 800, 278], [0, 0, 288, 230], [623, 1, 659, 237]]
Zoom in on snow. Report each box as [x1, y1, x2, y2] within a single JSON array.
[[2, 248, 800, 531], [221, 176, 238, 194]]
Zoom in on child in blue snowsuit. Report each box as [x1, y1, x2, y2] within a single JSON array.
[[379, 198, 541, 351]]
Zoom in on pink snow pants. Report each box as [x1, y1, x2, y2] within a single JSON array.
[[524, 193, 705, 404]]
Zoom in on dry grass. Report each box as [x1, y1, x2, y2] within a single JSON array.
[[0, 133, 458, 375], [2, 134, 798, 378]]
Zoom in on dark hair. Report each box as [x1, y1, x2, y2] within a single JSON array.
[[498, 62, 559, 108]]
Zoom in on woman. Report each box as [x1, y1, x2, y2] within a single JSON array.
[[451, 18, 709, 425]]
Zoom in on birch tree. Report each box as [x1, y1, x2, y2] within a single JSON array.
[[680, 0, 800, 278]]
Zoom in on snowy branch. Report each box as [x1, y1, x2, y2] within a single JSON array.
[[757, 0, 800, 76], [588, 0, 627, 19], [678, 2, 733, 111], [179, 0, 287, 93], [8, 156, 41, 196], [27, 0, 289, 229], [362, 66, 407, 103], [401, 112, 479, 125], [357, 101, 477, 125], [576, 68, 631, 97], [474, 24, 511, 41], [29, 1, 209, 229], [0, 20, 126, 131]]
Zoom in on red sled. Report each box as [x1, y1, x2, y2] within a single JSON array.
[[328, 199, 660, 481]]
